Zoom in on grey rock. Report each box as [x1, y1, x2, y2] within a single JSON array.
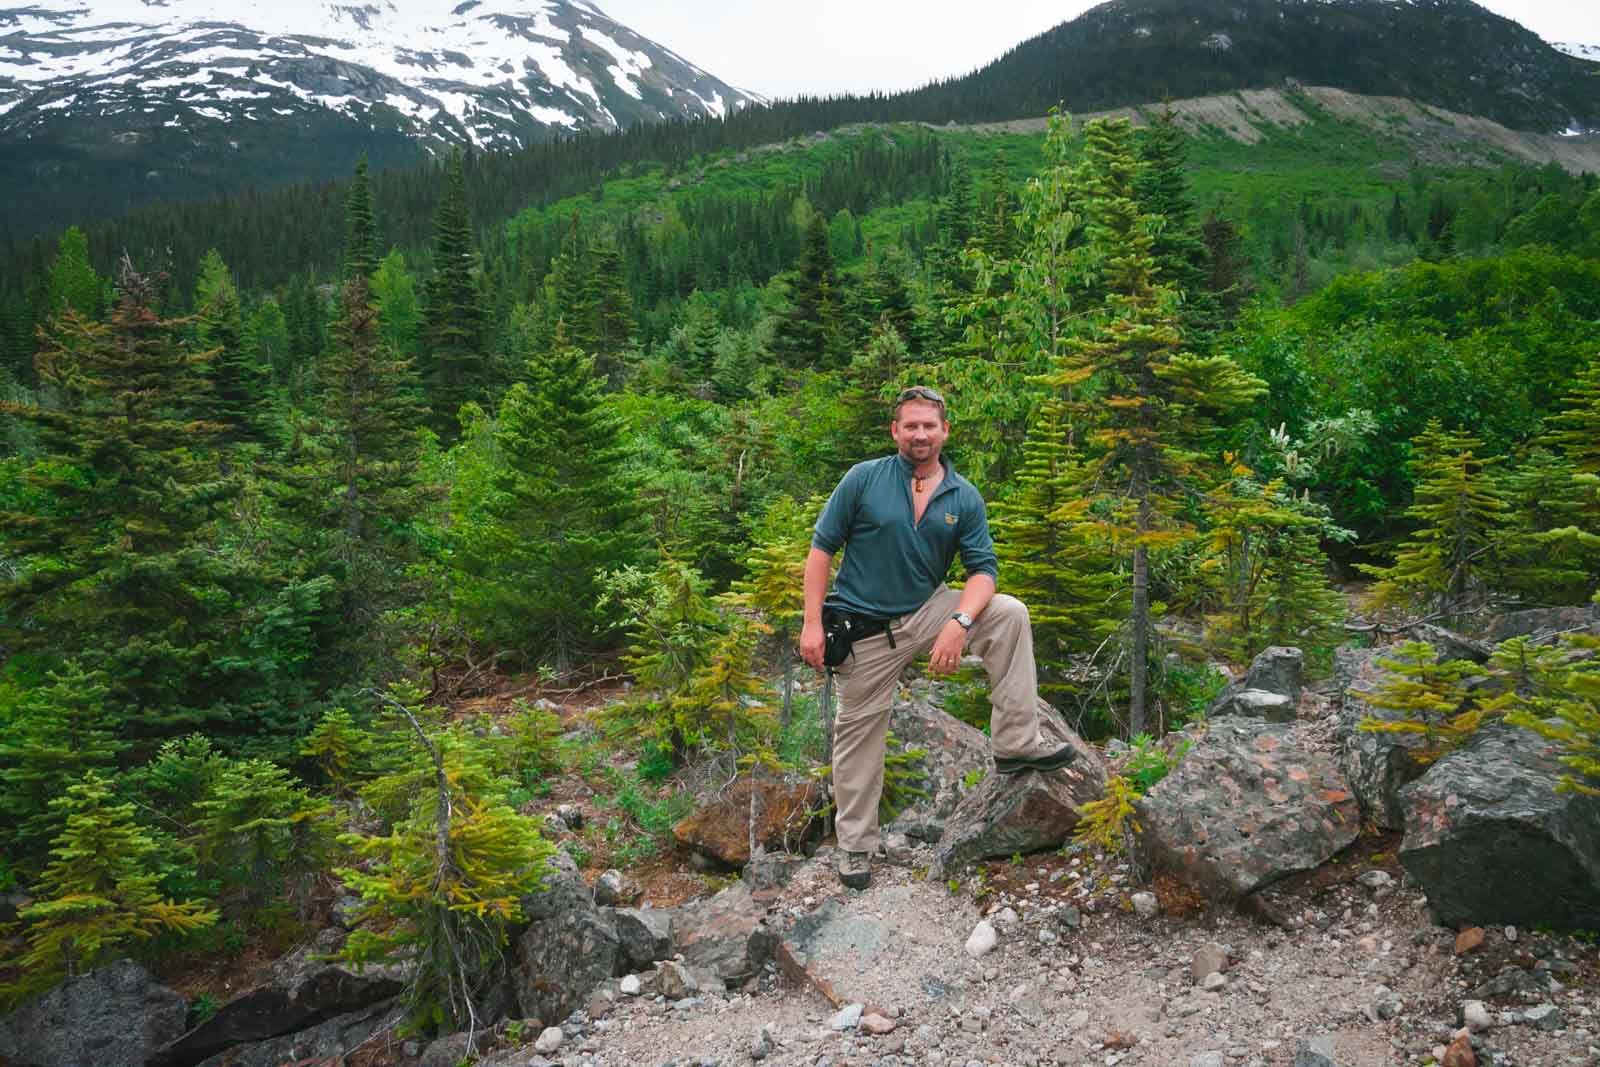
[[1210, 688, 1296, 722], [1356, 870, 1394, 890], [513, 849, 620, 1026], [964, 920, 998, 959], [619, 974, 642, 996], [743, 852, 807, 896], [669, 880, 777, 984], [611, 906, 674, 973], [151, 926, 405, 1067], [594, 868, 630, 907], [557, 803, 585, 831], [1206, 646, 1303, 721], [535, 1025, 564, 1053], [1200, 972, 1228, 992], [1462, 1000, 1495, 1032], [1333, 645, 1431, 830], [933, 702, 1107, 875], [1399, 723, 1600, 929], [883, 697, 993, 842], [1131, 891, 1159, 918], [1484, 606, 1600, 644], [1408, 623, 1494, 664], [1294, 1035, 1350, 1067], [751, 1023, 775, 1060], [0, 959, 187, 1067], [420, 1030, 490, 1067], [1136, 719, 1361, 899], [828, 1003, 864, 1031], [1192, 1054, 1226, 1067], [656, 960, 720, 1001], [1522, 1004, 1564, 1031], [196, 1000, 399, 1067], [1191, 942, 1229, 980]]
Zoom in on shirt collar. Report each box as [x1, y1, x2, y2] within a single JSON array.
[[893, 452, 958, 484]]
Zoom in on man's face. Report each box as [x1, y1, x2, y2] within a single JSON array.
[[890, 399, 949, 466]]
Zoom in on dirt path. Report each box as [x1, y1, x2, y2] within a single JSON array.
[[520, 841, 1597, 1067]]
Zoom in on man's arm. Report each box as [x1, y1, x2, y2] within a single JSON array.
[[799, 546, 833, 670], [930, 490, 1000, 674], [928, 572, 994, 674]]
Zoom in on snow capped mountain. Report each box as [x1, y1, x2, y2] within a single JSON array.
[[1553, 42, 1600, 63], [0, 0, 760, 149]]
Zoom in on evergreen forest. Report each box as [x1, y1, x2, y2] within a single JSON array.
[[2, 99, 1599, 1032]]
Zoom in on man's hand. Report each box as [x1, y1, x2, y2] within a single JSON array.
[[800, 619, 826, 671], [928, 619, 967, 674]]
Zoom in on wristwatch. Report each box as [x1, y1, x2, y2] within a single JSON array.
[[951, 611, 973, 630]]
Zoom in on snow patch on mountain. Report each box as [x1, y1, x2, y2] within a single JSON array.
[[1553, 42, 1600, 63], [0, 0, 759, 147]]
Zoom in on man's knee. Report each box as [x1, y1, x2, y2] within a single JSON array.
[[987, 594, 1029, 627]]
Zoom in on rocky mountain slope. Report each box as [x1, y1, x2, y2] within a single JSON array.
[[0, 0, 757, 230], [898, 0, 1600, 137]]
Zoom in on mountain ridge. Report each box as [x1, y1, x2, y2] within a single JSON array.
[[0, 0, 758, 233]]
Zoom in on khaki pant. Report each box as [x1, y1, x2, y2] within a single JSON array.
[[831, 585, 1048, 853]]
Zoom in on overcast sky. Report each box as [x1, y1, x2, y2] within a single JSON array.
[[596, 0, 1600, 99]]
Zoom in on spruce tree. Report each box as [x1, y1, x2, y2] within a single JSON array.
[[195, 250, 273, 447], [989, 398, 1125, 718], [1048, 117, 1265, 735], [44, 226, 103, 322], [337, 695, 552, 1037], [584, 235, 633, 384], [1358, 420, 1511, 624], [364, 256, 419, 384], [192, 757, 333, 908], [4, 773, 217, 1006], [422, 148, 488, 437], [0, 661, 125, 862], [772, 214, 844, 372], [724, 494, 824, 726], [950, 111, 1086, 485], [280, 275, 423, 673], [1134, 109, 1220, 347], [342, 155, 380, 281], [0, 262, 242, 743], [449, 324, 645, 668], [1497, 448, 1599, 603]]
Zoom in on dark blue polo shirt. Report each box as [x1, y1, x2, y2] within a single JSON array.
[[811, 453, 998, 618]]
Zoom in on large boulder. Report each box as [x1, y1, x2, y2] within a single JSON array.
[[1483, 605, 1600, 645], [512, 849, 619, 1026], [884, 695, 993, 843], [1407, 624, 1492, 664], [152, 927, 405, 1067], [0, 959, 188, 1067], [669, 880, 778, 986], [608, 906, 674, 973], [1333, 645, 1430, 830], [196, 1000, 400, 1067], [932, 701, 1107, 876], [1400, 722, 1600, 930], [672, 774, 820, 867], [1137, 718, 1361, 899]]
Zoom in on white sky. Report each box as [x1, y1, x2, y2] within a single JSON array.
[[595, 0, 1600, 99]]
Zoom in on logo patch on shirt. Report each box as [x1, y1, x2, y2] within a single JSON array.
[[944, 512, 958, 525]]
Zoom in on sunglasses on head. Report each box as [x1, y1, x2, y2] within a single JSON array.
[[895, 386, 946, 408]]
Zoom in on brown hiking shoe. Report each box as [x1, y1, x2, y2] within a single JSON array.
[[837, 849, 871, 890]]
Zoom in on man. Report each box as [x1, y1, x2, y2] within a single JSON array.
[[799, 386, 1076, 890]]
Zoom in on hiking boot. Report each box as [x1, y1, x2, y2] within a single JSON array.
[[837, 849, 871, 890], [994, 743, 1078, 776]]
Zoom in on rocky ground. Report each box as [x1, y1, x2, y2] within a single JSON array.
[[466, 835, 1598, 1067]]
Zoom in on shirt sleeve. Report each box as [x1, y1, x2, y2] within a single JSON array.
[[811, 465, 862, 555], [957, 489, 999, 580]]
